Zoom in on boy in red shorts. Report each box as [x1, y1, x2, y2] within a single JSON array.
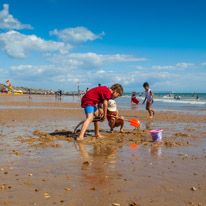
[[77, 84, 123, 141]]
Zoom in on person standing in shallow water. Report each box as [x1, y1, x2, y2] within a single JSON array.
[[142, 82, 156, 118]]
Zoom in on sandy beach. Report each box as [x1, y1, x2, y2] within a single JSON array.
[[0, 95, 206, 206]]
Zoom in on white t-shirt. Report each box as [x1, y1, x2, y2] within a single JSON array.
[[145, 89, 152, 102]]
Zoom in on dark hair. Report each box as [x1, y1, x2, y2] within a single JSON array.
[[110, 83, 124, 96], [143, 82, 149, 88]]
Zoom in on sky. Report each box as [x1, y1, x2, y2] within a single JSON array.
[[0, 0, 205, 92]]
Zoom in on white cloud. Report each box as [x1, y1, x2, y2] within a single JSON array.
[[47, 52, 148, 69], [152, 62, 195, 70], [152, 65, 175, 70], [10, 64, 57, 75], [54, 69, 176, 87], [0, 30, 72, 58], [51, 74, 81, 84], [76, 70, 176, 87], [0, 4, 33, 30], [10, 64, 67, 81], [9, 64, 85, 85], [50, 26, 105, 43], [96, 70, 105, 74], [134, 66, 144, 70], [8, 62, 206, 92], [52, 69, 135, 87], [201, 62, 206, 66], [175, 62, 194, 68]]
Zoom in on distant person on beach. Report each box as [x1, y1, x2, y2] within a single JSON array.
[[107, 100, 125, 133], [59, 90, 62, 97], [196, 95, 199, 100], [59, 90, 62, 99], [79, 90, 82, 98], [28, 89, 32, 100], [77, 84, 123, 141], [131, 92, 139, 104], [98, 83, 101, 87], [174, 95, 180, 100], [142, 82, 155, 118]]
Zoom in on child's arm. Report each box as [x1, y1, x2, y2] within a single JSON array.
[[101, 99, 108, 122], [150, 90, 154, 103], [142, 97, 146, 104], [98, 103, 103, 109]]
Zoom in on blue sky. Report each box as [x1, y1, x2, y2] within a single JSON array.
[[0, 0, 205, 92]]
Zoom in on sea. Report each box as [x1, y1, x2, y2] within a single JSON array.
[[1, 92, 205, 114], [61, 92, 206, 115], [115, 93, 206, 114], [59, 92, 206, 114]]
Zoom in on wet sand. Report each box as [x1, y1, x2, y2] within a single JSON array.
[[0, 95, 206, 206]]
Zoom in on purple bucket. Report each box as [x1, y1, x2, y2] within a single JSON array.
[[150, 129, 163, 142]]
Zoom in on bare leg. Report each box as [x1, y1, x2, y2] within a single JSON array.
[[115, 117, 125, 133], [148, 108, 153, 118], [146, 102, 153, 118], [98, 108, 104, 118], [149, 102, 156, 116], [94, 110, 104, 138], [151, 109, 156, 116], [119, 116, 125, 132], [77, 113, 93, 141], [109, 119, 116, 133], [78, 143, 90, 158]]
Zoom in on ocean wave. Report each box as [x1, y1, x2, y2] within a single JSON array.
[[121, 96, 206, 105], [154, 98, 206, 105], [163, 95, 174, 99]]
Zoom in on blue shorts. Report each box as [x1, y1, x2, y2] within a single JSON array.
[[84, 106, 98, 115]]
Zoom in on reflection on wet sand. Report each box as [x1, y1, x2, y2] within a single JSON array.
[[78, 142, 117, 186], [149, 147, 162, 157], [145, 121, 154, 130]]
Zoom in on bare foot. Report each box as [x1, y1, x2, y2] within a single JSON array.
[[95, 134, 104, 139], [76, 136, 84, 141], [149, 116, 153, 119], [120, 129, 124, 133], [152, 110, 156, 116]]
